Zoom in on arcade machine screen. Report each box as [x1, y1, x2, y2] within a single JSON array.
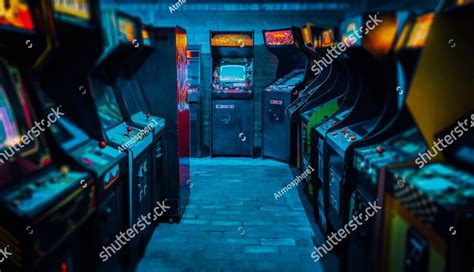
[[219, 65, 246, 83], [0, 0, 34, 30], [0, 69, 51, 188], [321, 29, 335, 48], [264, 30, 294, 46], [176, 31, 188, 111], [302, 25, 313, 47], [95, 84, 123, 130], [142, 28, 152, 46], [53, 0, 91, 21], [117, 15, 136, 43], [0, 84, 20, 152], [406, 13, 434, 48], [340, 17, 362, 47]]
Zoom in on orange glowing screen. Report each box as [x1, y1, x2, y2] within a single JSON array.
[[321, 29, 335, 48], [264, 30, 294, 46], [0, 0, 34, 30], [406, 13, 434, 48], [302, 27, 312, 45], [456, 0, 474, 5], [211, 34, 253, 47], [53, 0, 91, 20], [363, 13, 398, 55], [142, 28, 151, 46], [117, 16, 136, 43]]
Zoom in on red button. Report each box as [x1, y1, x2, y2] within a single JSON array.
[[332, 132, 337, 136], [99, 141, 106, 149], [127, 126, 132, 132], [376, 146, 384, 154]]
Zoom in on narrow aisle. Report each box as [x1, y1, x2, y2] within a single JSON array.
[[137, 158, 323, 271]]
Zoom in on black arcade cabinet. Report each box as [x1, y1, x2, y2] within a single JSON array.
[[210, 31, 254, 156], [138, 26, 190, 221], [0, 1, 95, 271], [262, 27, 307, 162]]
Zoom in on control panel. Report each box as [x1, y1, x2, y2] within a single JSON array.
[[106, 122, 153, 157], [326, 126, 363, 156], [130, 111, 166, 136], [315, 109, 350, 139], [2, 167, 90, 217], [354, 128, 426, 186], [390, 163, 474, 236], [264, 70, 304, 93]]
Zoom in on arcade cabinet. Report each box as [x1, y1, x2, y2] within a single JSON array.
[[380, 3, 474, 271], [187, 45, 202, 158], [347, 12, 434, 272], [35, 1, 132, 271], [114, 25, 166, 227], [261, 27, 307, 162], [286, 25, 325, 167], [110, 22, 167, 234], [309, 13, 398, 240], [138, 26, 190, 221], [209, 31, 255, 156], [0, 1, 95, 271], [88, 9, 158, 268], [296, 27, 350, 221]]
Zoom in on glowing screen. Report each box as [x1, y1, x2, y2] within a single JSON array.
[[53, 0, 91, 20], [142, 28, 151, 46], [264, 30, 294, 46], [321, 29, 335, 47], [0, 82, 20, 151], [117, 16, 136, 43], [219, 65, 246, 83], [341, 18, 362, 47], [406, 13, 434, 48], [0, 0, 34, 30]]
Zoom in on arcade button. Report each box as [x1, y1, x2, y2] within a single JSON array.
[[99, 141, 107, 149], [35, 179, 46, 187], [146, 113, 151, 120], [59, 166, 70, 176], [349, 136, 357, 141], [376, 146, 384, 155], [332, 132, 338, 136]]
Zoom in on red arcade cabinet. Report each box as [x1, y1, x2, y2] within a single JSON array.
[[138, 27, 190, 221]]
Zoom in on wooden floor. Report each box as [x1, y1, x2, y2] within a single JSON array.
[[137, 158, 323, 271]]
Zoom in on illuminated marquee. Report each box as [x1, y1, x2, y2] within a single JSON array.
[[211, 34, 253, 47], [53, 0, 91, 20], [0, 0, 34, 30], [264, 30, 294, 46], [406, 13, 434, 48]]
